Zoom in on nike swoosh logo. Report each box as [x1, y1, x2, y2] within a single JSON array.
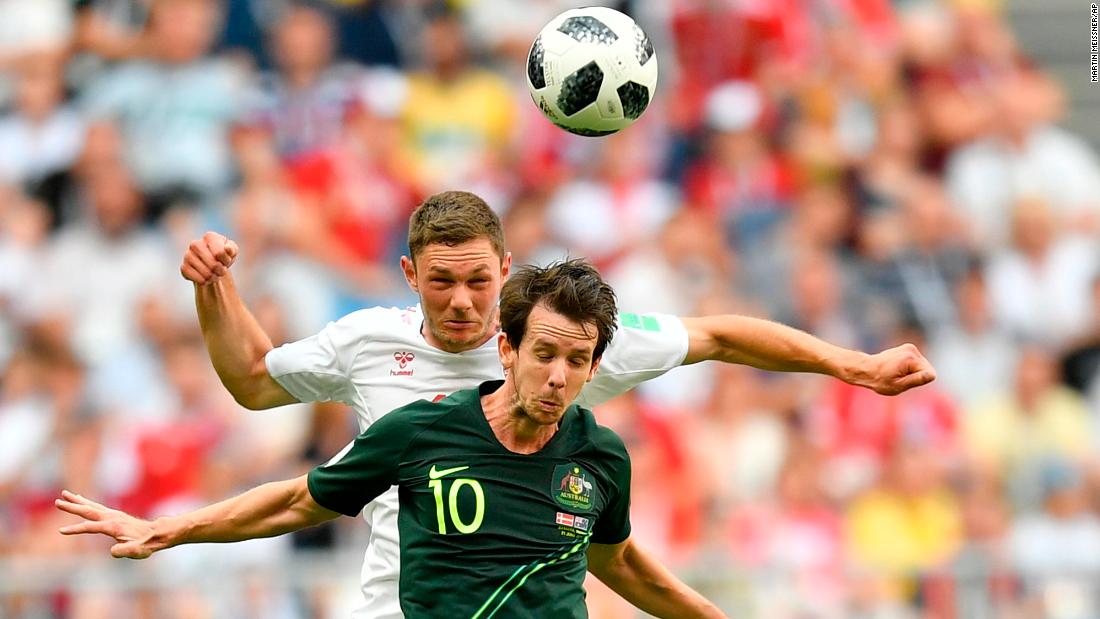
[[429, 465, 470, 479]]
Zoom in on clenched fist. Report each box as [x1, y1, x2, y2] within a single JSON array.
[[853, 343, 937, 396], [181, 231, 239, 285]]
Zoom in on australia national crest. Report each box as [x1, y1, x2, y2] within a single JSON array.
[[552, 464, 595, 511]]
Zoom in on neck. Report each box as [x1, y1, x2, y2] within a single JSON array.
[[481, 377, 559, 455], [285, 67, 321, 90]]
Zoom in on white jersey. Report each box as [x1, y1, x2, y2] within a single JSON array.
[[265, 305, 688, 619]]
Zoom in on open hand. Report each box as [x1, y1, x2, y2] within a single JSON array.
[[56, 490, 162, 559], [180, 231, 239, 285], [855, 343, 937, 396]]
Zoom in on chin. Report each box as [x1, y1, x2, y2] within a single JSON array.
[[525, 407, 564, 426]]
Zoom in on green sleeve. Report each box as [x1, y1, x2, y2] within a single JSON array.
[[591, 445, 632, 545], [307, 407, 419, 517]]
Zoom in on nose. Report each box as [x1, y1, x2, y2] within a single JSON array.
[[449, 283, 473, 312], [547, 359, 566, 390]]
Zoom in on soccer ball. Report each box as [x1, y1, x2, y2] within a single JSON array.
[[526, 7, 657, 137]]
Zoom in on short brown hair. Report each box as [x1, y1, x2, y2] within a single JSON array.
[[499, 259, 618, 360], [407, 191, 505, 263]]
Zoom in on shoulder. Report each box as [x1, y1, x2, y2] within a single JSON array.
[[599, 312, 688, 367], [327, 304, 423, 342], [572, 407, 629, 460]]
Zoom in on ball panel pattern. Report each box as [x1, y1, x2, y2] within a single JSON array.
[[527, 35, 546, 89], [616, 81, 650, 120], [556, 61, 604, 116], [557, 16, 618, 45], [555, 123, 618, 137], [632, 24, 654, 65]]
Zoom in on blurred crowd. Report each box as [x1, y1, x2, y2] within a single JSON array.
[[2, 0, 1100, 617]]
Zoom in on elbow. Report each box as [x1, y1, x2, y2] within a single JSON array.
[[227, 378, 279, 410], [231, 390, 266, 411]]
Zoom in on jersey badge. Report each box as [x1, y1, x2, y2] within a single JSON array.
[[552, 464, 595, 511], [555, 512, 590, 532], [391, 351, 415, 376]]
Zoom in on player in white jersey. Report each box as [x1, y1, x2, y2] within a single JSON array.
[[180, 190, 936, 618]]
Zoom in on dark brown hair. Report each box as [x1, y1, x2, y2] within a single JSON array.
[[407, 191, 505, 263], [499, 258, 618, 361]]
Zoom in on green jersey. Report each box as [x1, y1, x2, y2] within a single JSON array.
[[307, 380, 633, 619]]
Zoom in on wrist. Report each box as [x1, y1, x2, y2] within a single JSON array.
[[829, 349, 872, 385], [150, 515, 190, 552]]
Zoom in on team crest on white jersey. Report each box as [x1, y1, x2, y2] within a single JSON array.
[[391, 351, 415, 376]]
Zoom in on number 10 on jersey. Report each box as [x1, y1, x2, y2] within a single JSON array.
[[428, 471, 485, 534]]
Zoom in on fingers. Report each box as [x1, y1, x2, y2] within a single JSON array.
[[59, 520, 114, 536], [181, 232, 238, 284], [895, 367, 936, 391], [181, 254, 214, 284], [884, 348, 936, 394], [61, 490, 111, 511], [55, 497, 106, 521], [191, 238, 227, 278], [111, 542, 152, 560], [202, 231, 238, 268]]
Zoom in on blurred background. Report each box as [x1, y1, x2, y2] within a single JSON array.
[[1, 0, 1099, 617]]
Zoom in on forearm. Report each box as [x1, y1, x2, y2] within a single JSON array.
[[682, 315, 869, 382], [589, 541, 725, 619], [153, 476, 337, 551], [194, 274, 294, 408]]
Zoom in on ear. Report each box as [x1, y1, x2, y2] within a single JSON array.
[[400, 255, 418, 293], [586, 355, 602, 382], [500, 251, 512, 280], [497, 332, 515, 372]]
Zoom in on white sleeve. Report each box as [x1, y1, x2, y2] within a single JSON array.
[[264, 309, 375, 406], [577, 312, 689, 408]]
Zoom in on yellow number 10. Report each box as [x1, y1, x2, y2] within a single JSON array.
[[428, 478, 485, 534]]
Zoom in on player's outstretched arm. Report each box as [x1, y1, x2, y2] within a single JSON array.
[[55, 476, 339, 559], [181, 232, 297, 409], [587, 538, 727, 619], [679, 315, 936, 396]]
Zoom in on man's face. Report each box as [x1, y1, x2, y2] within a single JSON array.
[[500, 304, 601, 426], [402, 239, 510, 353]]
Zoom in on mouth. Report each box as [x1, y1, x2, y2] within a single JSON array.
[[443, 320, 477, 330], [537, 399, 561, 412]]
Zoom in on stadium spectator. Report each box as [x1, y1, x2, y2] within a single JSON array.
[[608, 208, 732, 317], [844, 444, 962, 604], [862, 176, 973, 334], [923, 476, 1018, 619], [0, 52, 84, 196], [945, 71, 1100, 247], [965, 347, 1096, 511], [247, 4, 358, 159], [21, 163, 177, 369], [806, 329, 960, 498], [400, 8, 518, 195], [682, 81, 795, 247], [928, 265, 1018, 408], [546, 126, 678, 269], [81, 0, 247, 215], [727, 446, 847, 617], [1008, 458, 1100, 618], [985, 198, 1098, 346]]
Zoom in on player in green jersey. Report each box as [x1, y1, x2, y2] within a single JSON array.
[[55, 258, 726, 619]]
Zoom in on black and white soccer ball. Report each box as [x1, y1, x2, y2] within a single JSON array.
[[526, 7, 657, 137]]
